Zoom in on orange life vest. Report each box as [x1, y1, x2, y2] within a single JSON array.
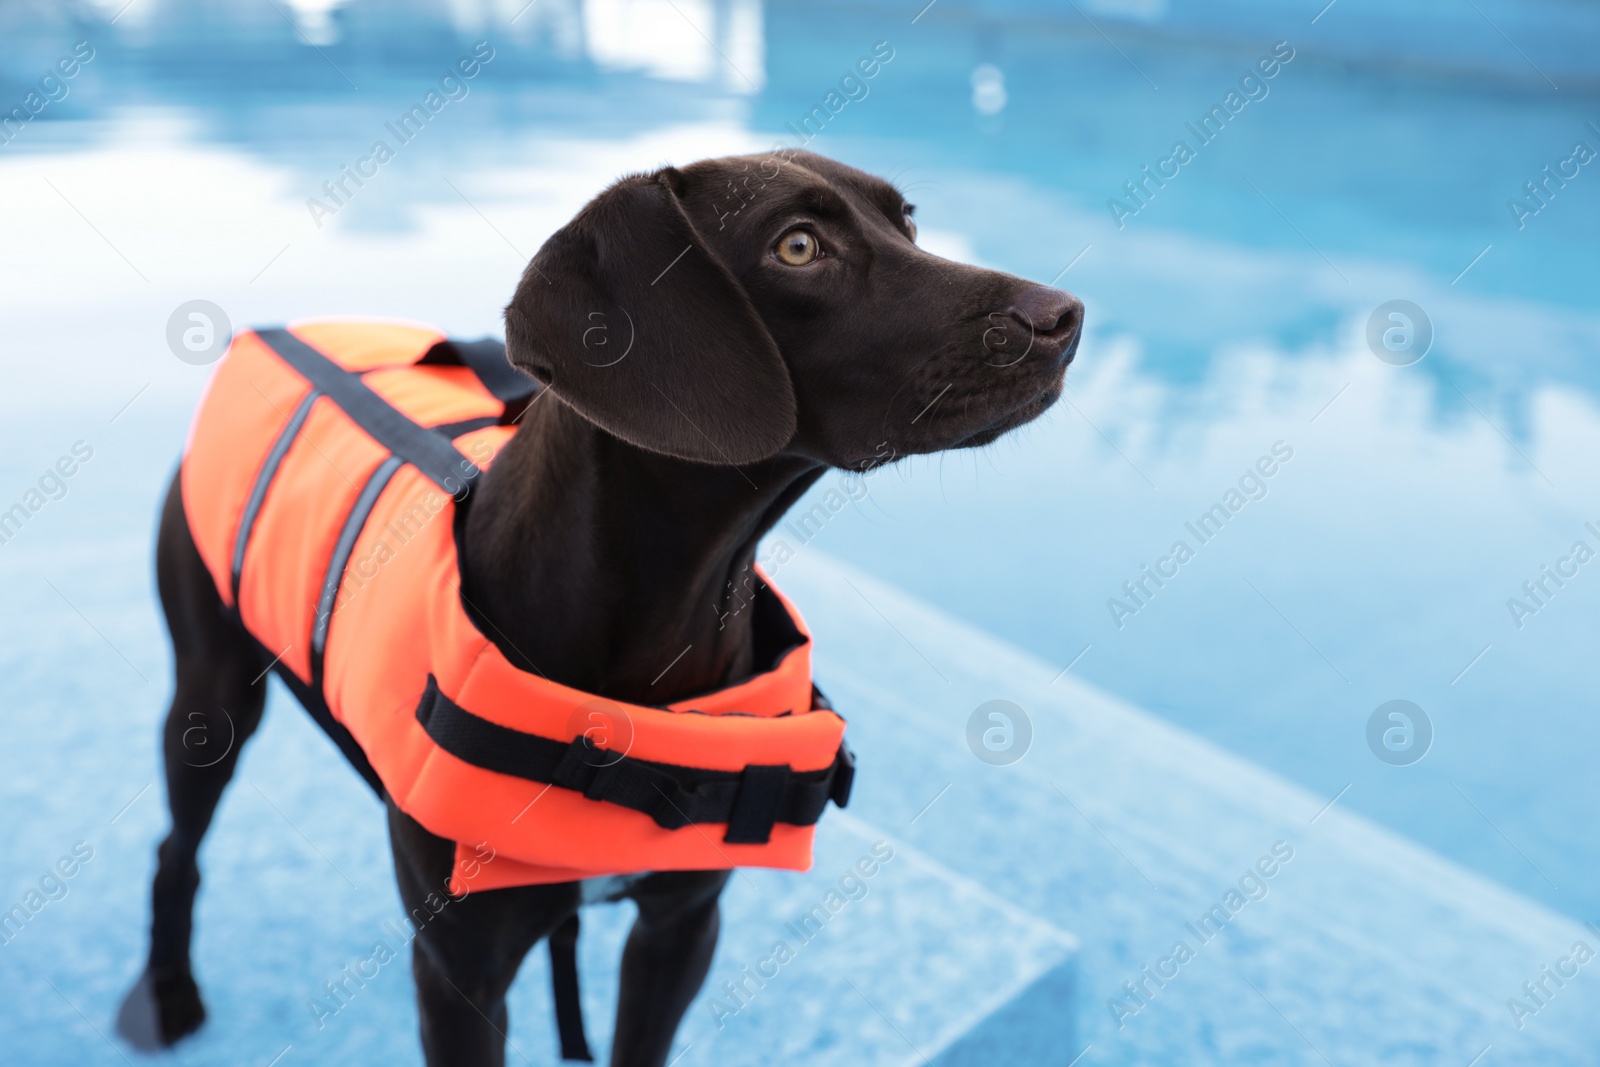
[[181, 321, 853, 896]]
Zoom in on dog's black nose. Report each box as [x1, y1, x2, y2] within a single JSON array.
[[1006, 287, 1083, 356]]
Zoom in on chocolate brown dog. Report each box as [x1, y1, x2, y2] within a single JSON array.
[[119, 150, 1082, 1066]]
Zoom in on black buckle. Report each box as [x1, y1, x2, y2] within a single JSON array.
[[724, 764, 792, 845], [551, 736, 601, 795], [829, 742, 855, 809]]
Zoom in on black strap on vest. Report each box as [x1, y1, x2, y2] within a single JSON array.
[[254, 328, 483, 495], [420, 337, 541, 405], [548, 913, 593, 1062], [246, 327, 515, 688], [413, 675, 854, 844]]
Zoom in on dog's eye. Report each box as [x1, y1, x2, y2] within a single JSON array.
[[774, 229, 820, 266]]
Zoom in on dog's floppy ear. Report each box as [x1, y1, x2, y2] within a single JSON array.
[[504, 168, 797, 465]]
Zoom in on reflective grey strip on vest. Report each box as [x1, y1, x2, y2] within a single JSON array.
[[231, 387, 320, 605], [309, 454, 403, 685]]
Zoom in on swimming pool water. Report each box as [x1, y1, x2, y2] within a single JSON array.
[[2, 1, 1597, 1062]]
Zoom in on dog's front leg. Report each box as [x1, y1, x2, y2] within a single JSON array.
[[610, 870, 731, 1067], [387, 801, 577, 1067]]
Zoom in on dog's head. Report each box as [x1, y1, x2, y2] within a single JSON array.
[[505, 150, 1082, 469]]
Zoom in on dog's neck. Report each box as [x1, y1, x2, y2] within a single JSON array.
[[459, 394, 824, 705]]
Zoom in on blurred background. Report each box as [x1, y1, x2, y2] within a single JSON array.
[[2, 0, 1598, 1064]]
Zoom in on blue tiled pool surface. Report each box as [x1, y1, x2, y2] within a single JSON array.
[[2, 1, 1598, 1063]]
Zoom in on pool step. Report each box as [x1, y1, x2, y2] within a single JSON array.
[[767, 550, 1600, 1066]]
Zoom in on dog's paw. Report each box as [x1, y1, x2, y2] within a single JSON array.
[[116, 967, 207, 1051]]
